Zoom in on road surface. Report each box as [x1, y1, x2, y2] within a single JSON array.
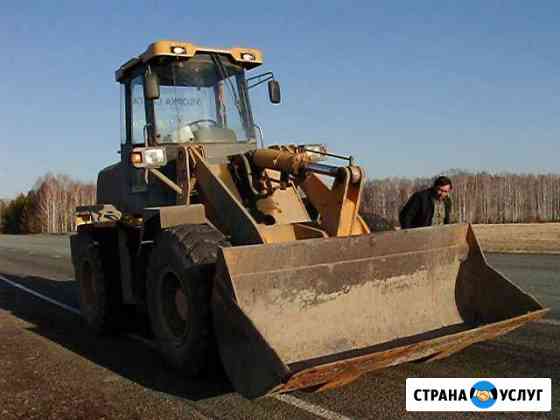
[[0, 234, 558, 419]]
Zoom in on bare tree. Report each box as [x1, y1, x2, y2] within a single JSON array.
[[361, 171, 560, 226], [22, 173, 97, 233]]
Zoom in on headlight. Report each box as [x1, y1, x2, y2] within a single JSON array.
[[298, 144, 327, 162], [241, 52, 256, 61], [130, 147, 167, 168], [171, 46, 186, 54]]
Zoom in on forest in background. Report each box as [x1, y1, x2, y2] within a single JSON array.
[[1, 170, 560, 234], [361, 170, 560, 227], [0, 174, 96, 234]]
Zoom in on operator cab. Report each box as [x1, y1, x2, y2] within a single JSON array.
[[99, 40, 280, 214], [115, 40, 277, 149]]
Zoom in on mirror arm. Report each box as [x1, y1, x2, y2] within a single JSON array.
[[247, 72, 274, 89]]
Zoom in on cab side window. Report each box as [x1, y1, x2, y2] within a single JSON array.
[[131, 75, 147, 144]]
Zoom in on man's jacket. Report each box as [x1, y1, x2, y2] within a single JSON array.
[[399, 188, 452, 229]]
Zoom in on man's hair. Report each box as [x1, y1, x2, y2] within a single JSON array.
[[433, 175, 453, 190]]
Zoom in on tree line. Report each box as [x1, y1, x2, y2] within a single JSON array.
[[361, 170, 560, 227], [1, 170, 559, 234], [0, 174, 95, 234]]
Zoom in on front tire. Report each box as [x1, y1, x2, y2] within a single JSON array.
[[146, 224, 229, 377], [74, 232, 122, 334]]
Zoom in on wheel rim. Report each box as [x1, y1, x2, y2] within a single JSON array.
[[161, 271, 189, 339], [81, 261, 96, 308]]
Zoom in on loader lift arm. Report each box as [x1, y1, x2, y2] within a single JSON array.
[[247, 147, 370, 237]]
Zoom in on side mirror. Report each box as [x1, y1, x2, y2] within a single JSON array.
[[144, 72, 160, 100], [268, 80, 281, 104]]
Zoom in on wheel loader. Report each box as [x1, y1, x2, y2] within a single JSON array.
[[70, 40, 547, 399]]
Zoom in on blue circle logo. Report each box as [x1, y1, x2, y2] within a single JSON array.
[[470, 381, 498, 409]]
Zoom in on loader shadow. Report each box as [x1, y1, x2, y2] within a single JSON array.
[[0, 272, 234, 400]]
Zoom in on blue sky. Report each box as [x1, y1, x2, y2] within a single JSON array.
[[1, 1, 558, 197]]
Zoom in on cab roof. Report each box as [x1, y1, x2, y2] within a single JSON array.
[[115, 40, 263, 82]]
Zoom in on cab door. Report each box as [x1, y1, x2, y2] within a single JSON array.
[[121, 75, 149, 195]]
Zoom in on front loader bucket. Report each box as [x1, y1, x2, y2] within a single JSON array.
[[211, 224, 547, 398]]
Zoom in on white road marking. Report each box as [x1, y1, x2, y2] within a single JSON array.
[[273, 393, 354, 420], [0, 273, 354, 420], [0, 274, 215, 419], [0, 274, 80, 315], [0, 274, 158, 347]]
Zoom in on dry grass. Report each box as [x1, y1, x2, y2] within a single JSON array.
[[472, 223, 560, 254]]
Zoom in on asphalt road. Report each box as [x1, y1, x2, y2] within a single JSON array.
[[0, 234, 558, 419]]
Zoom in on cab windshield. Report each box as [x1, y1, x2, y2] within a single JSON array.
[[151, 54, 255, 144]]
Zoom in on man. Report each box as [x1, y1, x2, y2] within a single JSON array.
[[399, 176, 453, 229]]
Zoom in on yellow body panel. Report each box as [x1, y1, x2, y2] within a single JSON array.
[[116, 40, 263, 81], [142, 40, 263, 66]]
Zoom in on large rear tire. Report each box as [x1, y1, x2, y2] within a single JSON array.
[[74, 232, 122, 335], [146, 224, 229, 377]]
